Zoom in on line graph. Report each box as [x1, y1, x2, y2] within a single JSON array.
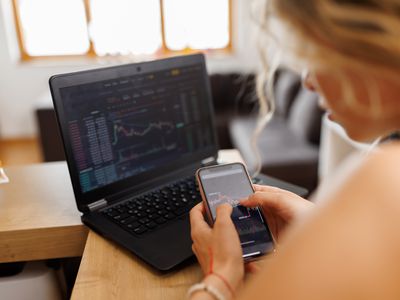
[[235, 220, 266, 235], [208, 192, 251, 220], [117, 143, 177, 163], [208, 192, 239, 207], [112, 121, 175, 145]]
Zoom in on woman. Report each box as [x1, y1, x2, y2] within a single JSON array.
[[189, 0, 400, 299]]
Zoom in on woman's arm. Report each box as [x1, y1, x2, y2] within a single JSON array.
[[189, 176, 314, 299], [237, 144, 400, 300]]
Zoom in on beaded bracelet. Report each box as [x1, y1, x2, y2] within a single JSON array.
[[208, 272, 235, 298], [187, 282, 225, 300]]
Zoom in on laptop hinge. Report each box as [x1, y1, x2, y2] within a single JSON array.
[[201, 156, 216, 166], [87, 199, 108, 212]]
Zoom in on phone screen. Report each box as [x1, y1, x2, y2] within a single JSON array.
[[198, 163, 274, 259]]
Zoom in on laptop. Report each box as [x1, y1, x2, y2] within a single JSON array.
[[50, 53, 307, 271]]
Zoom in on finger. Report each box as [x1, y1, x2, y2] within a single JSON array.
[[215, 204, 234, 227], [241, 191, 283, 208], [190, 203, 210, 231], [238, 185, 280, 205], [191, 244, 197, 256], [190, 203, 205, 220], [191, 202, 205, 213], [215, 203, 233, 219], [245, 262, 261, 274], [253, 184, 281, 192], [237, 196, 249, 203], [240, 191, 269, 206]]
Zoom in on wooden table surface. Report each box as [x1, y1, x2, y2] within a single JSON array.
[[71, 149, 244, 299], [0, 162, 88, 263], [0, 150, 244, 298], [72, 231, 203, 300]]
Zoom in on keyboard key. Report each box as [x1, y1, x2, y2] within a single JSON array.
[[133, 225, 147, 235], [139, 217, 150, 224], [113, 214, 123, 220], [121, 216, 137, 224], [174, 207, 188, 216], [148, 214, 158, 220], [164, 213, 175, 220], [103, 175, 201, 236], [155, 217, 166, 224], [136, 212, 145, 218], [146, 208, 155, 214], [147, 201, 157, 207], [126, 222, 140, 230], [157, 209, 167, 216], [105, 209, 118, 216], [145, 222, 157, 229]]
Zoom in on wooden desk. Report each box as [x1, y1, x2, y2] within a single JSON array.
[[0, 162, 88, 263], [72, 150, 244, 299]]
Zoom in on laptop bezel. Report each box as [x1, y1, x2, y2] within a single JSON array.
[[49, 54, 219, 212]]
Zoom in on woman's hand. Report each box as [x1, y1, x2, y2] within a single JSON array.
[[241, 185, 314, 242], [190, 203, 244, 295]]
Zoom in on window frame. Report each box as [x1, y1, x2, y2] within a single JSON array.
[[11, 0, 233, 61]]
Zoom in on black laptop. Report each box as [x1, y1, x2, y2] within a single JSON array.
[[50, 54, 307, 271]]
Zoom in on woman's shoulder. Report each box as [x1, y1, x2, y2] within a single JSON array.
[[314, 142, 400, 205], [360, 142, 400, 178]]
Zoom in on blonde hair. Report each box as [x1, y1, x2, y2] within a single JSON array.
[[270, 0, 400, 69], [250, 0, 400, 175]]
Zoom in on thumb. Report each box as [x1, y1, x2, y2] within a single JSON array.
[[215, 203, 233, 223], [240, 192, 265, 208]]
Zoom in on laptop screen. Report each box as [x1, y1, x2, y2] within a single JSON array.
[[50, 54, 218, 208]]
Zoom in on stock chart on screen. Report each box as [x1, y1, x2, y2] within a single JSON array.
[[61, 64, 213, 193]]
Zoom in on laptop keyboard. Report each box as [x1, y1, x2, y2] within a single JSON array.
[[102, 176, 201, 236]]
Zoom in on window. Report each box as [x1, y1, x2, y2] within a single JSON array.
[[12, 0, 232, 60], [163, 0, 230, 50]]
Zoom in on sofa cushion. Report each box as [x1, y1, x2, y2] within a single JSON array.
[[229, 117, 319, 190], [287, 88, 323, 145], [210, 73, 257, 115], [273, 69, 302, 118]]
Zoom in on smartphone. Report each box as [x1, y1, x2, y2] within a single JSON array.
[[196, 162, 274, 260]]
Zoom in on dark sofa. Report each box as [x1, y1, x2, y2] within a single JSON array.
[[228, 69, 323, 191]]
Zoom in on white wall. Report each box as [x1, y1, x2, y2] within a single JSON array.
[[0, 0, 261, 138]]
